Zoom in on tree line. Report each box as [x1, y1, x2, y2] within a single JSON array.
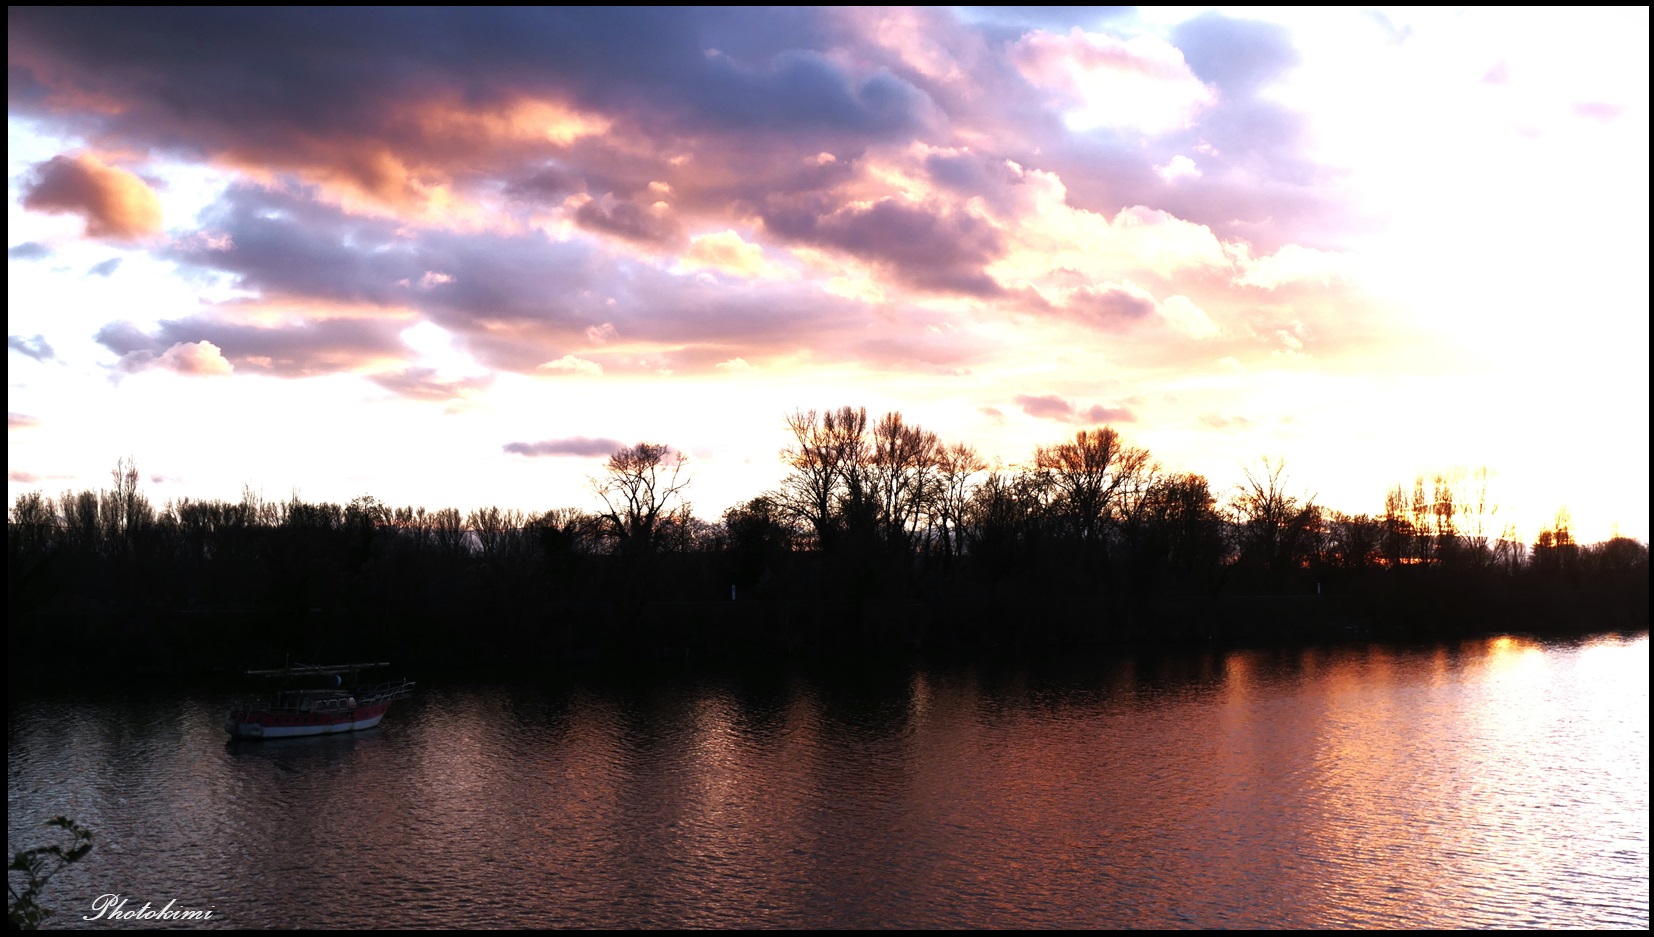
[[7, 413, 1648, 676]]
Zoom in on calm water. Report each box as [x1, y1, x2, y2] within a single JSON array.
[[8, 632, 1649, 929]]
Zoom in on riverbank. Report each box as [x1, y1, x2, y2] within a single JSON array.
[[8, 572, 1646, 694]]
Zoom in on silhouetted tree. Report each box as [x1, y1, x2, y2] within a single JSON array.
[[591, 442, 690, 557], [932, 442, 986, 567], [1586, 536, 1649, 576], [776, 406, 868, 552], [1326, 511, 1382, 569], [1530, 507, 1580, 576], [723, 496, 797, 591], [1034, 426, 1150, 553], [431, 507, 467, 558], [1229, 456, 1319, 590], [867, 410, 941, 553], [962, 465, 1048, 580]]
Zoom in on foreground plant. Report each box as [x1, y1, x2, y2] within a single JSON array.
[[8, 816, 93, 930]]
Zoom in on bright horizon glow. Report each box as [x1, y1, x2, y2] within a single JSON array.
[[7, 7, 1648, 545]]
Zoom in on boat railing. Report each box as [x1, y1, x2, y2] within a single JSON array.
[[356, 680, 416, 706], [244, 661, 392, 678]]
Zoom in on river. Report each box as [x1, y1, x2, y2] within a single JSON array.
[[8, 631, 1648, 928]]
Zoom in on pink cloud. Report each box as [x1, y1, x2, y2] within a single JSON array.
[[157, 340, 234, 376], [21, 154, 163, 240]]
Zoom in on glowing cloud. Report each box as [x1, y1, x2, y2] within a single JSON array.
[[681, 231, 775, 278], [158, 340, 234, 376], [21, 153, 163, 240], [1159, 295, 1219, 339], [1235, 244, 1355, 289], [538, 355, 603, 376], [1011, 28, 1214, 134]]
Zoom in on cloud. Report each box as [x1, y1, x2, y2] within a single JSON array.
[[8, 242, 53, 261], [1172, 13, 1301, 96], [7, 6, 1401, 421], [1010, 28, 1214, 135], [1158, 295, 1219, 339], [1016, 393, 1075, 420], [1065, 282, 1158, 325], [1154, 155, 1200, 183], [9, 413, 42, 429], [7, 8, 932, 222], [157, 340, 234, 375], [8, 335, 58, 362], [88, 258, 122, 277], [1015, 393, 1134, 424], [1079, 404, 1135, 424], [538, 355, 603, 376], [96, 316, 409, 378], [1200, 414, 1254, 430], [20, 154, 163, 240], [573, 194, 682, 246], [681, 231, 774, 278], [1234, 244, 1353, 289], [763, 196, 1003, 295], [503, 437, 625, 457], [714, 357, 753, 372], [369, 367, 492, 400], [1572, 101, 1622, 122]]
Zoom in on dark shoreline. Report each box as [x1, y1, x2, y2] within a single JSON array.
[[9, 588, 1646, 696]]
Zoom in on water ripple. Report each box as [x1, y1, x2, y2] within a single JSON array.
[[8, 633, 1648, 929]]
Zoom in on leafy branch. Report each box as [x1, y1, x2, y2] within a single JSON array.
[[8, 816, 93, 930]]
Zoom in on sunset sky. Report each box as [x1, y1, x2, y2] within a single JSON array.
[[8, 7, 1649, 544]]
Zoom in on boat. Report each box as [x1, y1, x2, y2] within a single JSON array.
[[224, 661, 415, 740]]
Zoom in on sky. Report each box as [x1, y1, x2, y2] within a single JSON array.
[[7, 7, 1649, 544]]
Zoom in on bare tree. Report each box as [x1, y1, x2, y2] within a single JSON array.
[[101, 456, 151, 549], [531, 507, 598, 558], [468, 506, 511, 561], [591, 442, 691, 556], [1381, 483, 1410, 568], [775, 406, 867, 551], [8, 491, 56, 558], [867, 410, 941, 551], [962, 464, 1049, 576], [1229, 456, 1319, 586], [431, 507, 468, 558], [1459, 466, 1499, 570], [1034, 427, 1151, 547], [1327, 511, 1382, 569], [932, 442, 986, 564]]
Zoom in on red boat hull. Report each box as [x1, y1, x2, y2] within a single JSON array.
[[225, 702, 393, 739]]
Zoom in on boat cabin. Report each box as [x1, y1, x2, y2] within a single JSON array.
[[271, 689, 359, 713]]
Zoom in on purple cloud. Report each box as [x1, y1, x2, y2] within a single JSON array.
[[1016, 393, 1075, 420], [503, 437, 626, 458], [8, 242, 52, 261], [8, 335, 57, 362], [1016, 394, 1135, 424]]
